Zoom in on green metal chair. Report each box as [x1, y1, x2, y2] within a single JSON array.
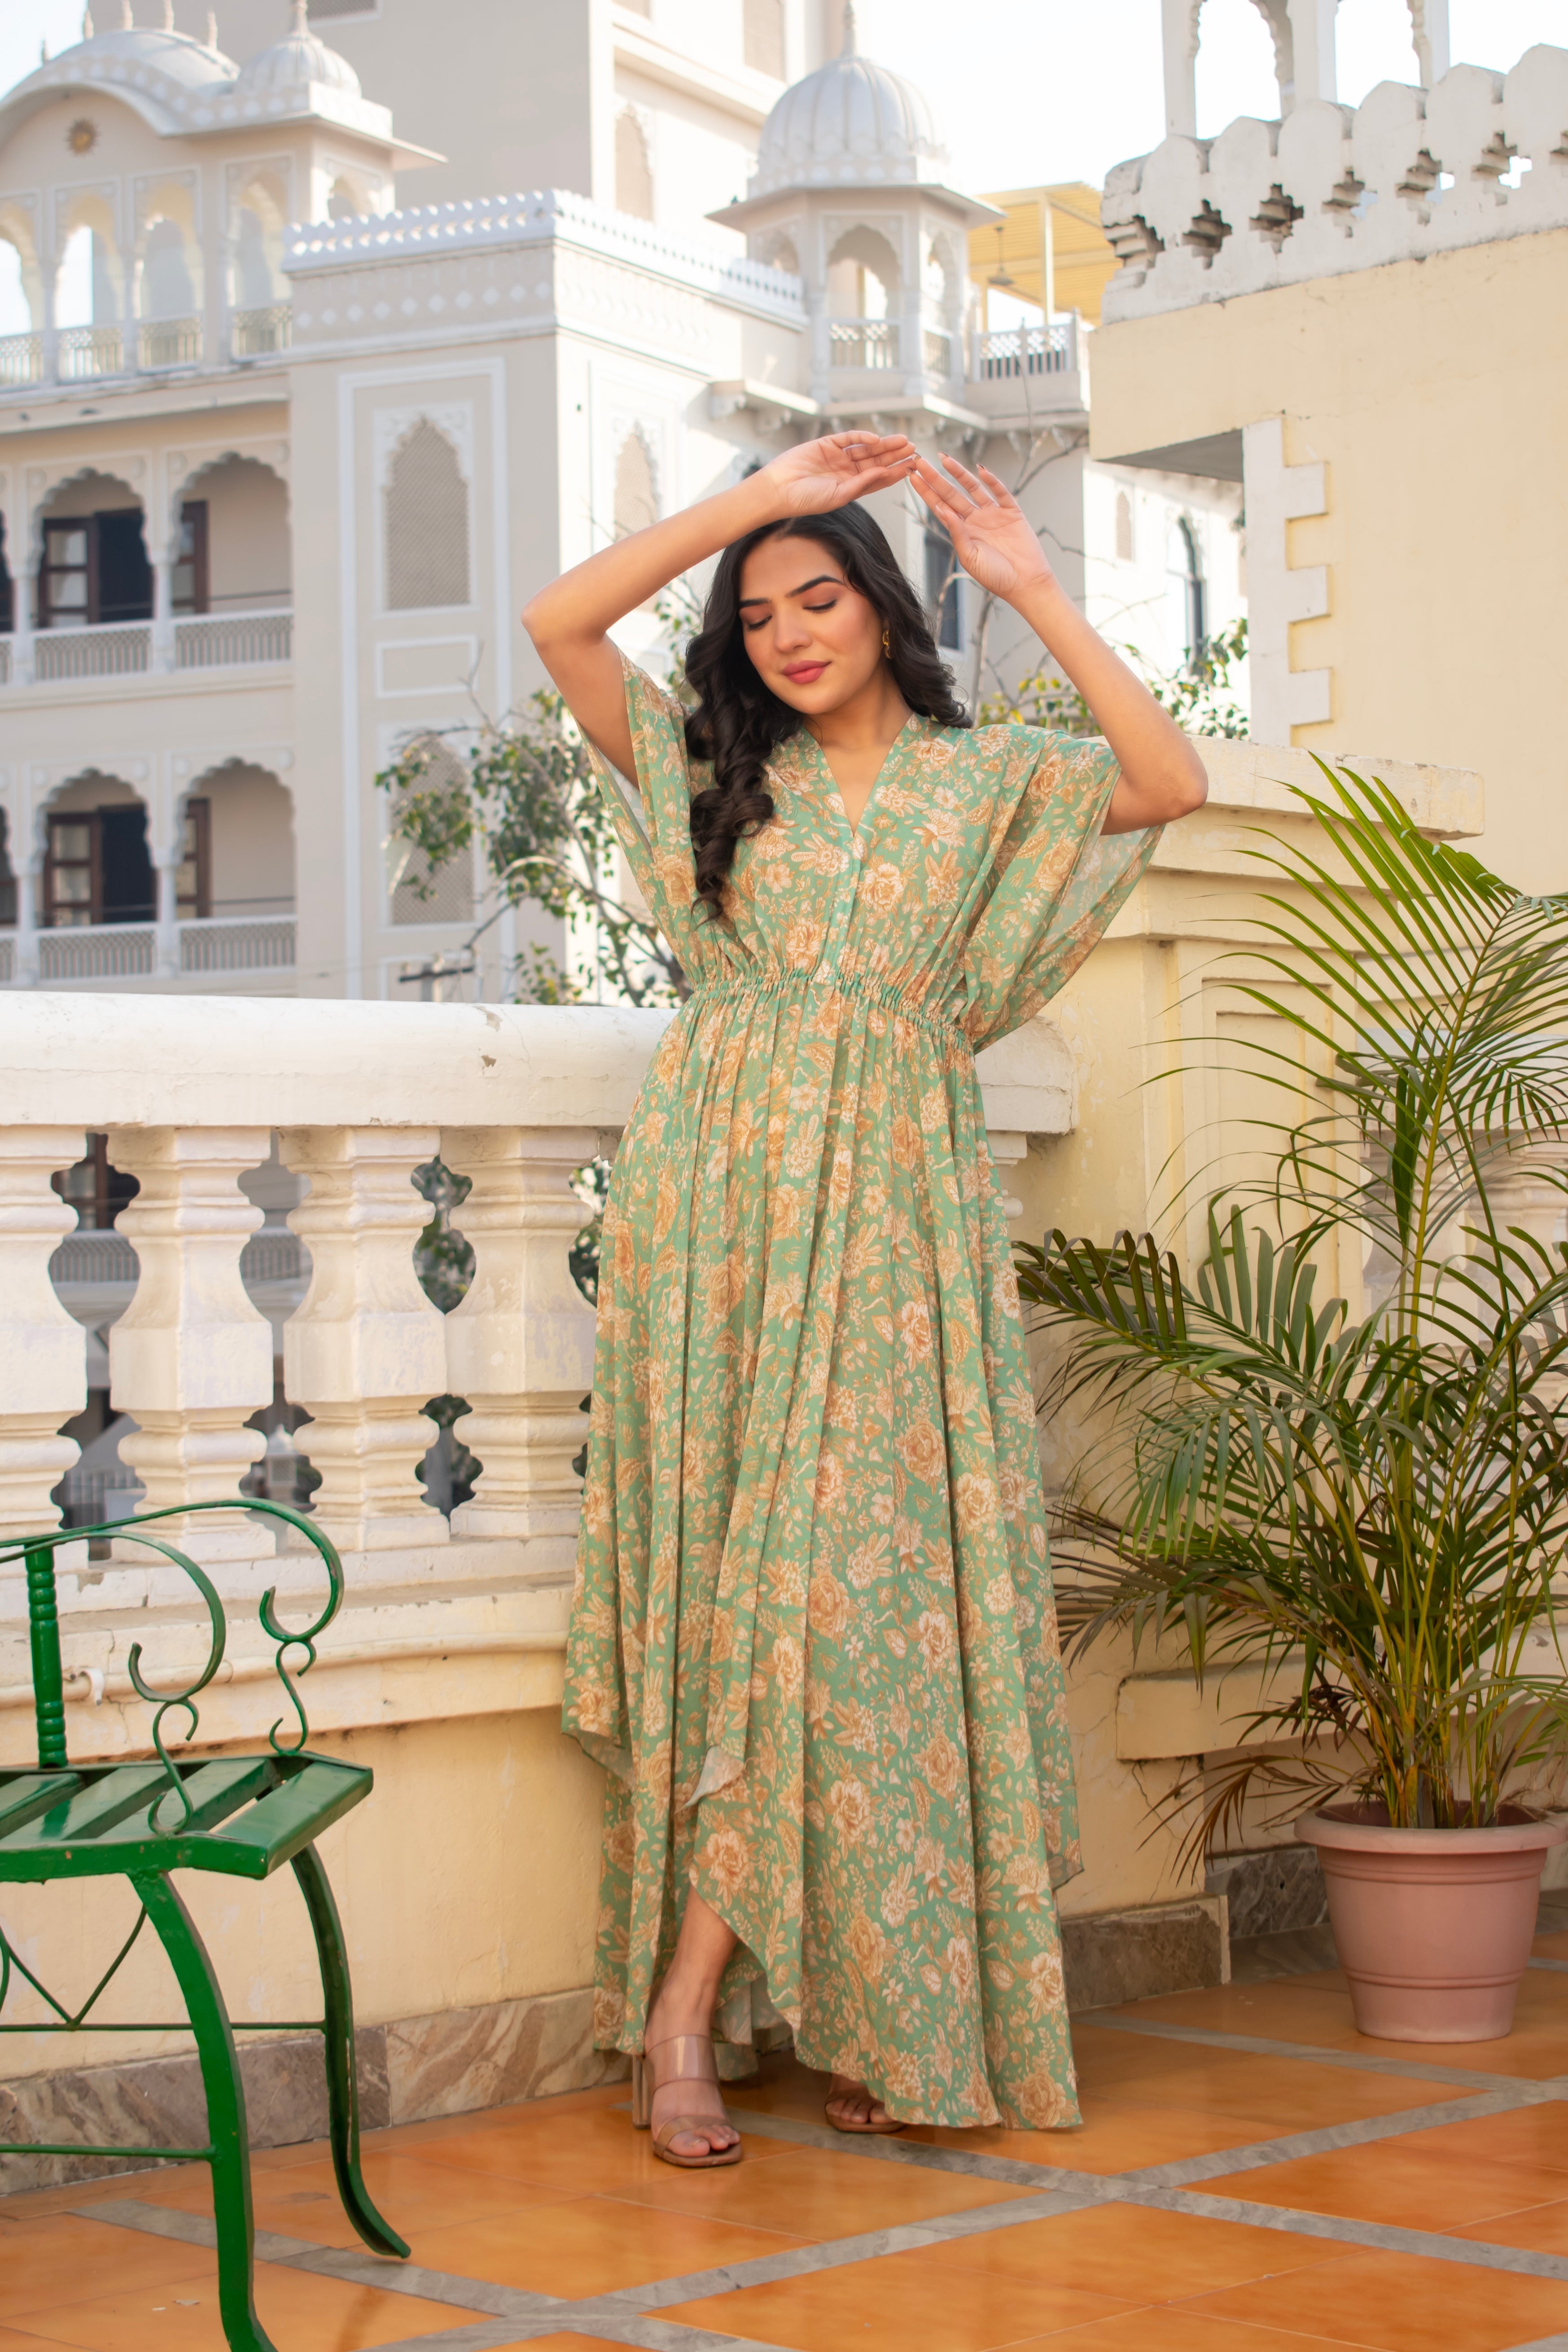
[[0, 1499, 409, 2352]]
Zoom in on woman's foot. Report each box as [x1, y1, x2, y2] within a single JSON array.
[[825, 2073, 905, 2134], [642, 1978, 740, 2161]]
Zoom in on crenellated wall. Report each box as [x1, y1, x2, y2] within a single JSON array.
[[1102, 47, 1568, 324]]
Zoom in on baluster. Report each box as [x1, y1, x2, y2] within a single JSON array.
[[440, 1127, 599, 1557], [0, 1129, 87, 1543], [107, 1127, 274, 1558], [280, 1126, 449, 1550]]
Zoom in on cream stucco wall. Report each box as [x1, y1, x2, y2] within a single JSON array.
[[0, 1702, 605, 2082], [1089, 226, 1568, 892]]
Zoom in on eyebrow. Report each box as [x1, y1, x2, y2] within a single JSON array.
[[737, 572, 847, 609]]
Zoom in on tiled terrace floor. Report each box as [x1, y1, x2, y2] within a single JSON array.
[[11, 1942, 1568, 2351]]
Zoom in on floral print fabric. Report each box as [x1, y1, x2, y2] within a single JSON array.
[[562, 657, 1159, 2128]]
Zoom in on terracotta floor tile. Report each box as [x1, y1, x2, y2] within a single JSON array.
[[1456, 2196, 1568, 2255], [125, 2148, 578, 2248], [477, 2341, 638, 2352], [1203, 2139, 1568, 2231], [0, 2334, 97, 2352], [601, 2142, 1033, 2234], [1340, 2101, 1568, 2177], [398, 2102, 790, 2198], [0, 2214, 213, 2323], [1076, 2045, 1444, 2131], [408, 2195, 806, 2298], [919, 2202, 1337, 2300], [1115, 1972, 1568, 2079], [1011, 2309, 1381, 2350], [1183, 2245, 1568, 2352], [664, 2243, 1139, 2352], [1, 2259, 464, 2352], [901, 2098, 1280, 2176], [1534, 1931, 1568, 1961]]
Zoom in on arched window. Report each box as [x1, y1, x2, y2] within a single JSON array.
[[384, 421, 470, 611], [1115, 489, 1134, 565], [616, 112, 654, 222], [744, 0, 785, 76], [1166, 516, 1206, 669], [142, 217, 197, 320], [613, 432, 657, 540]]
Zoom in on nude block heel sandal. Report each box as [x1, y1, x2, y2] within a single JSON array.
[[630, 2034, 742, 2168]]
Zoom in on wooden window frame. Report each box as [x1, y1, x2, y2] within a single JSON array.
[[172, 499, 209, 615], [40, 517, 96, 630], [177, 797, 211, 919], [44, 811, 101, 928]]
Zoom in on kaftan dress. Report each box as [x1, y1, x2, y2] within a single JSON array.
[[562, 657, 1159, 2130]]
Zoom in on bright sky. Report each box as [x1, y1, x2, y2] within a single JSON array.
[[0, 0, 1564, 195]]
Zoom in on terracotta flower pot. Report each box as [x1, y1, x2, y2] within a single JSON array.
[[1297, 1805, 1568, 2043]]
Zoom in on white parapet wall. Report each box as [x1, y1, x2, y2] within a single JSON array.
[[1102, 45, 1568, 324]]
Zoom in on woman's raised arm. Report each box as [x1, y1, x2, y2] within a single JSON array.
[[521, 434, 920, 779], [909, 455, 1209, 834]]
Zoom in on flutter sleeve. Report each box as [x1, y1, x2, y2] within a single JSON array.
[[584, 650, 716, 979], [961, 727, 1161, 1054]]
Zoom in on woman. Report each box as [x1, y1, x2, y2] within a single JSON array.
[[524, 433, 1206, 2168]]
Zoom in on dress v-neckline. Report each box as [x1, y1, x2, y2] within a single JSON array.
[[802, 711, 920, 842]]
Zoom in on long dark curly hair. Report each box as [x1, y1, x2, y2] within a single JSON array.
[[684, 505, 970, 918]]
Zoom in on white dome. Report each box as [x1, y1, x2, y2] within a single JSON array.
[[235, 0, 359, 99], [19, 21, 237, 99], [750, 10, 946, 195]]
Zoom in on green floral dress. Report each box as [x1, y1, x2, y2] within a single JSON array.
[[563, 657, 1159, 2129]]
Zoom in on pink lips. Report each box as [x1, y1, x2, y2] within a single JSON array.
[[783, 662, 828, 684]]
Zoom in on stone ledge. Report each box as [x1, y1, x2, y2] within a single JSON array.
[[0, 1984, 622, 2195], [1061, 1892, 1229, 2011]]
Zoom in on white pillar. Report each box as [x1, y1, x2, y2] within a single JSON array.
[[1162, 0, 1199, 136], [440, 1127, 599, 1556], [14, 848, 39, 986], [1286, 0, 1337, 107], [1409, 0, 1449, 87], [0, 1129, 87, 1543], [107, 1127, 274, 1558], [280, 1126, 450, 1550], [151, 548, 176, 674], [153, 852, 180, 979]]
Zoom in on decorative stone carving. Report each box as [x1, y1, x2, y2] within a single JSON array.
[[106, 1127, 273, 1558], [279, 1126, 449, 1550], [439, 1126, 599, 1557], [0, 1130, 86, 1544]]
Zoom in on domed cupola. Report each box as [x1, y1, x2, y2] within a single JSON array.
[[751, 7, 943, 194], [234, 0, 361, 101]]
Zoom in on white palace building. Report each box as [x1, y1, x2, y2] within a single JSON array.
[[0, 0, 1244, 1010]]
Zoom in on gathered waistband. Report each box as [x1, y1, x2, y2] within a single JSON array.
[[690, 967, 972, 1050]]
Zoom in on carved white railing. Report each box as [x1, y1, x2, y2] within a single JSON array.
[[56, 324, 124, 380], [231, 303, 292, 356], [0, 332, 41, 388], [972, 320, 1078, 379], [31, 625, 152, 683], [179, 915, 296, 973], [138, 315, 202, 369], [1103, 45, 1568, 321], [175, 609, 293, 668], [0, 997, 1073, 1572], [36, 924, 157, 983], [828, 317, 900, 370]]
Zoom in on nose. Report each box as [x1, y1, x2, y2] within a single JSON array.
[[773, 608, 812, 653]]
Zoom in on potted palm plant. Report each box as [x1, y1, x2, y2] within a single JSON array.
[[1021, 767, 1568, 2042]]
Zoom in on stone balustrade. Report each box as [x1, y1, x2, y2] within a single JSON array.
[[1102, 44, 1568, 323], [0, 992, 1072, 1768]]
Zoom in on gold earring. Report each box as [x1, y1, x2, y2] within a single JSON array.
[[881, 626, 891, 657]]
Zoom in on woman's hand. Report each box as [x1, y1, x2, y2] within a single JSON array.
[[908, 455, 1054, 602], [754, 432, 920, 520]]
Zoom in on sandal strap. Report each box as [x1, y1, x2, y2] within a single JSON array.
[[642, 2033, 719, 2091]]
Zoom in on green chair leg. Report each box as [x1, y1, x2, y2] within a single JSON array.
[[290, 1843, 410, 2260], [134, 1870, 277, 2352]]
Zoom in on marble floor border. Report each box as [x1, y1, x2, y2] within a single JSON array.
[[1086, 2008, 1568, 2098]]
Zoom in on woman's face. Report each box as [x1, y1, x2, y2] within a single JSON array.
[[736, 533, 884, 715]]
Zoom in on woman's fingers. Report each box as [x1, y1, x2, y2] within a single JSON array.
[[911, 457, 972, 515], [939, 454, 997, 505]]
